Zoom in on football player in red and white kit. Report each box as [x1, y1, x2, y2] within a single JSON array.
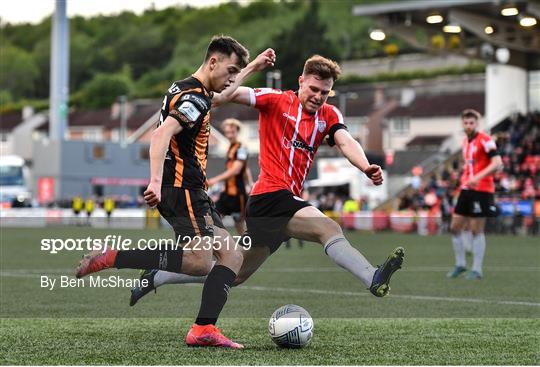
[[447, 109, 503, 280], [130, 55, 404, 302]]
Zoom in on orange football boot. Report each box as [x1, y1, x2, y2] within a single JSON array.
[[75, 249, 117, 278], [185, 324, 244, 349]]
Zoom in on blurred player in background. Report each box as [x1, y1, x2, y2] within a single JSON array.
[[208, 118, 249, 235], [132, 55, 404, 303], [447, 109, 502, 280], [75, 35, 276, 349]]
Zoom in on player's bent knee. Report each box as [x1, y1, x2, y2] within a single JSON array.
[[215, 249, 244, 273], [182, 249, 213, 276], [316, 218, 343, 243], [232, 268, 252, 287], [450, 222, 462, 235], [232, 276, 244, 287], [471, 229, 483, 236], [221, 249, 243, 273]]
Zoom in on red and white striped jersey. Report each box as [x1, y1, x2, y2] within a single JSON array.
[[460, 131, 499, 193], [248, 88, 346, 197]]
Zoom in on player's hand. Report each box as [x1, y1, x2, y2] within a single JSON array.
[[364, 164, 383, 186], [207, 177, 217, 187], [468, 176, 479, 189], [144, 182, 161, 208], [251, 48, 276, 71]]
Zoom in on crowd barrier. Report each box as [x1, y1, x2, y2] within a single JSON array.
[[342, 210, 439, 235], [2, 202, 538, 235]]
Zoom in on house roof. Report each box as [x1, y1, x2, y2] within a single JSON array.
[[0, 111, 23, 130], [388, 92, 484, 118]]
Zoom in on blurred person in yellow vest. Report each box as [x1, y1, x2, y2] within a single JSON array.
[[104, 197, 115, 225], [85, 198, 94, 226], [71, 195, 84, 225], [72, 195, 83, 215], [343, 197, 360, 214]]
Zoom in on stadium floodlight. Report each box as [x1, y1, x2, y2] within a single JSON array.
[[519, 15, 537, 27], [495, 47, 511, 64], [501, 6, 519, 16], [426, 14, 443, 24], [480, 42, 495, 61], [484, 25, 495, 34], [370, 29, 386, 41], [443, 24, 461, 33]]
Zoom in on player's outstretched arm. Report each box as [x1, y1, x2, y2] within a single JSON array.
[[144, 117, 182, 207], [212, 48, 276, 107], [333, 129, 383, 186], [207, 160, 244, 187]]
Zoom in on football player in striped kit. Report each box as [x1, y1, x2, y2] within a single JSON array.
[[447, 109, 503, 280], [131, 55, 404, 304]]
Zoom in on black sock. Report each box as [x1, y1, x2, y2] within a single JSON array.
[[195, 265, 236, 326], [114, 249, 182, 273]]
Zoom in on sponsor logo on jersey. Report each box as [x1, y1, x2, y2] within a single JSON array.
[[236, 147, 248, 160], [282, 112, 297, 122], [282, 137, 314, 152], [255, 88, 282, 96], [170, 109, 192, 126], [178, 101, 201, 124], [181, 94, 209, 111]]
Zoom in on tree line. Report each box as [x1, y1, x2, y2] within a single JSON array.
[[1, 0, 391, 111]]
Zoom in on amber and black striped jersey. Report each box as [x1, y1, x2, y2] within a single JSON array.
[[159, 76, 213, 189], [224, 142, 248, 196]]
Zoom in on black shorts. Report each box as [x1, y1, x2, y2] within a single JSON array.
[[454, 189, 498, 217], [245, 189, 311, 254], [215, 192, 247, 220], [158, 187, 224, 238]]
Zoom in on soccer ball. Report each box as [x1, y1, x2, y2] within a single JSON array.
[[268, 304, 313, 348]]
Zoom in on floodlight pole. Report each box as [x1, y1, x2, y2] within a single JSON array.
[[49, 0, 69, 141], [119, 95, 128, 148]]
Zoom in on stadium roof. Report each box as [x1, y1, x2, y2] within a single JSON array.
[[353, 0, 540, 69]]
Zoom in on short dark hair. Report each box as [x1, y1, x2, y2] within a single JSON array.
[[204, 35, 249, 68], [303, 55, 341, 81], [461, 108, 481, 120]]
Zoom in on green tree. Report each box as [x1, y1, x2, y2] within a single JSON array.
[[70, 32, 97, 91], [271, 1, 340, 90], [0, 44, 39, 99], [79, 72, 132, 109], [31, 38, 50, 99]]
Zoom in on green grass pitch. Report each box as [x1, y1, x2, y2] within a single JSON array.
[[1, 227, 539, 364]]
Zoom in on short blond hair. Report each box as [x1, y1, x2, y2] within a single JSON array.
[[303, 55, 341, 81], [222, 118, 242, 131]]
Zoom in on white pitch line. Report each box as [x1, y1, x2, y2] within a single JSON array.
[[258, 266, 540, 273], [2, 269, 539, 308], [1, 265, 539, 276], [234, 285, 540, 308]]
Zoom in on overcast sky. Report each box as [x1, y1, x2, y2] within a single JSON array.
[[0, 0, 238, 25]]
